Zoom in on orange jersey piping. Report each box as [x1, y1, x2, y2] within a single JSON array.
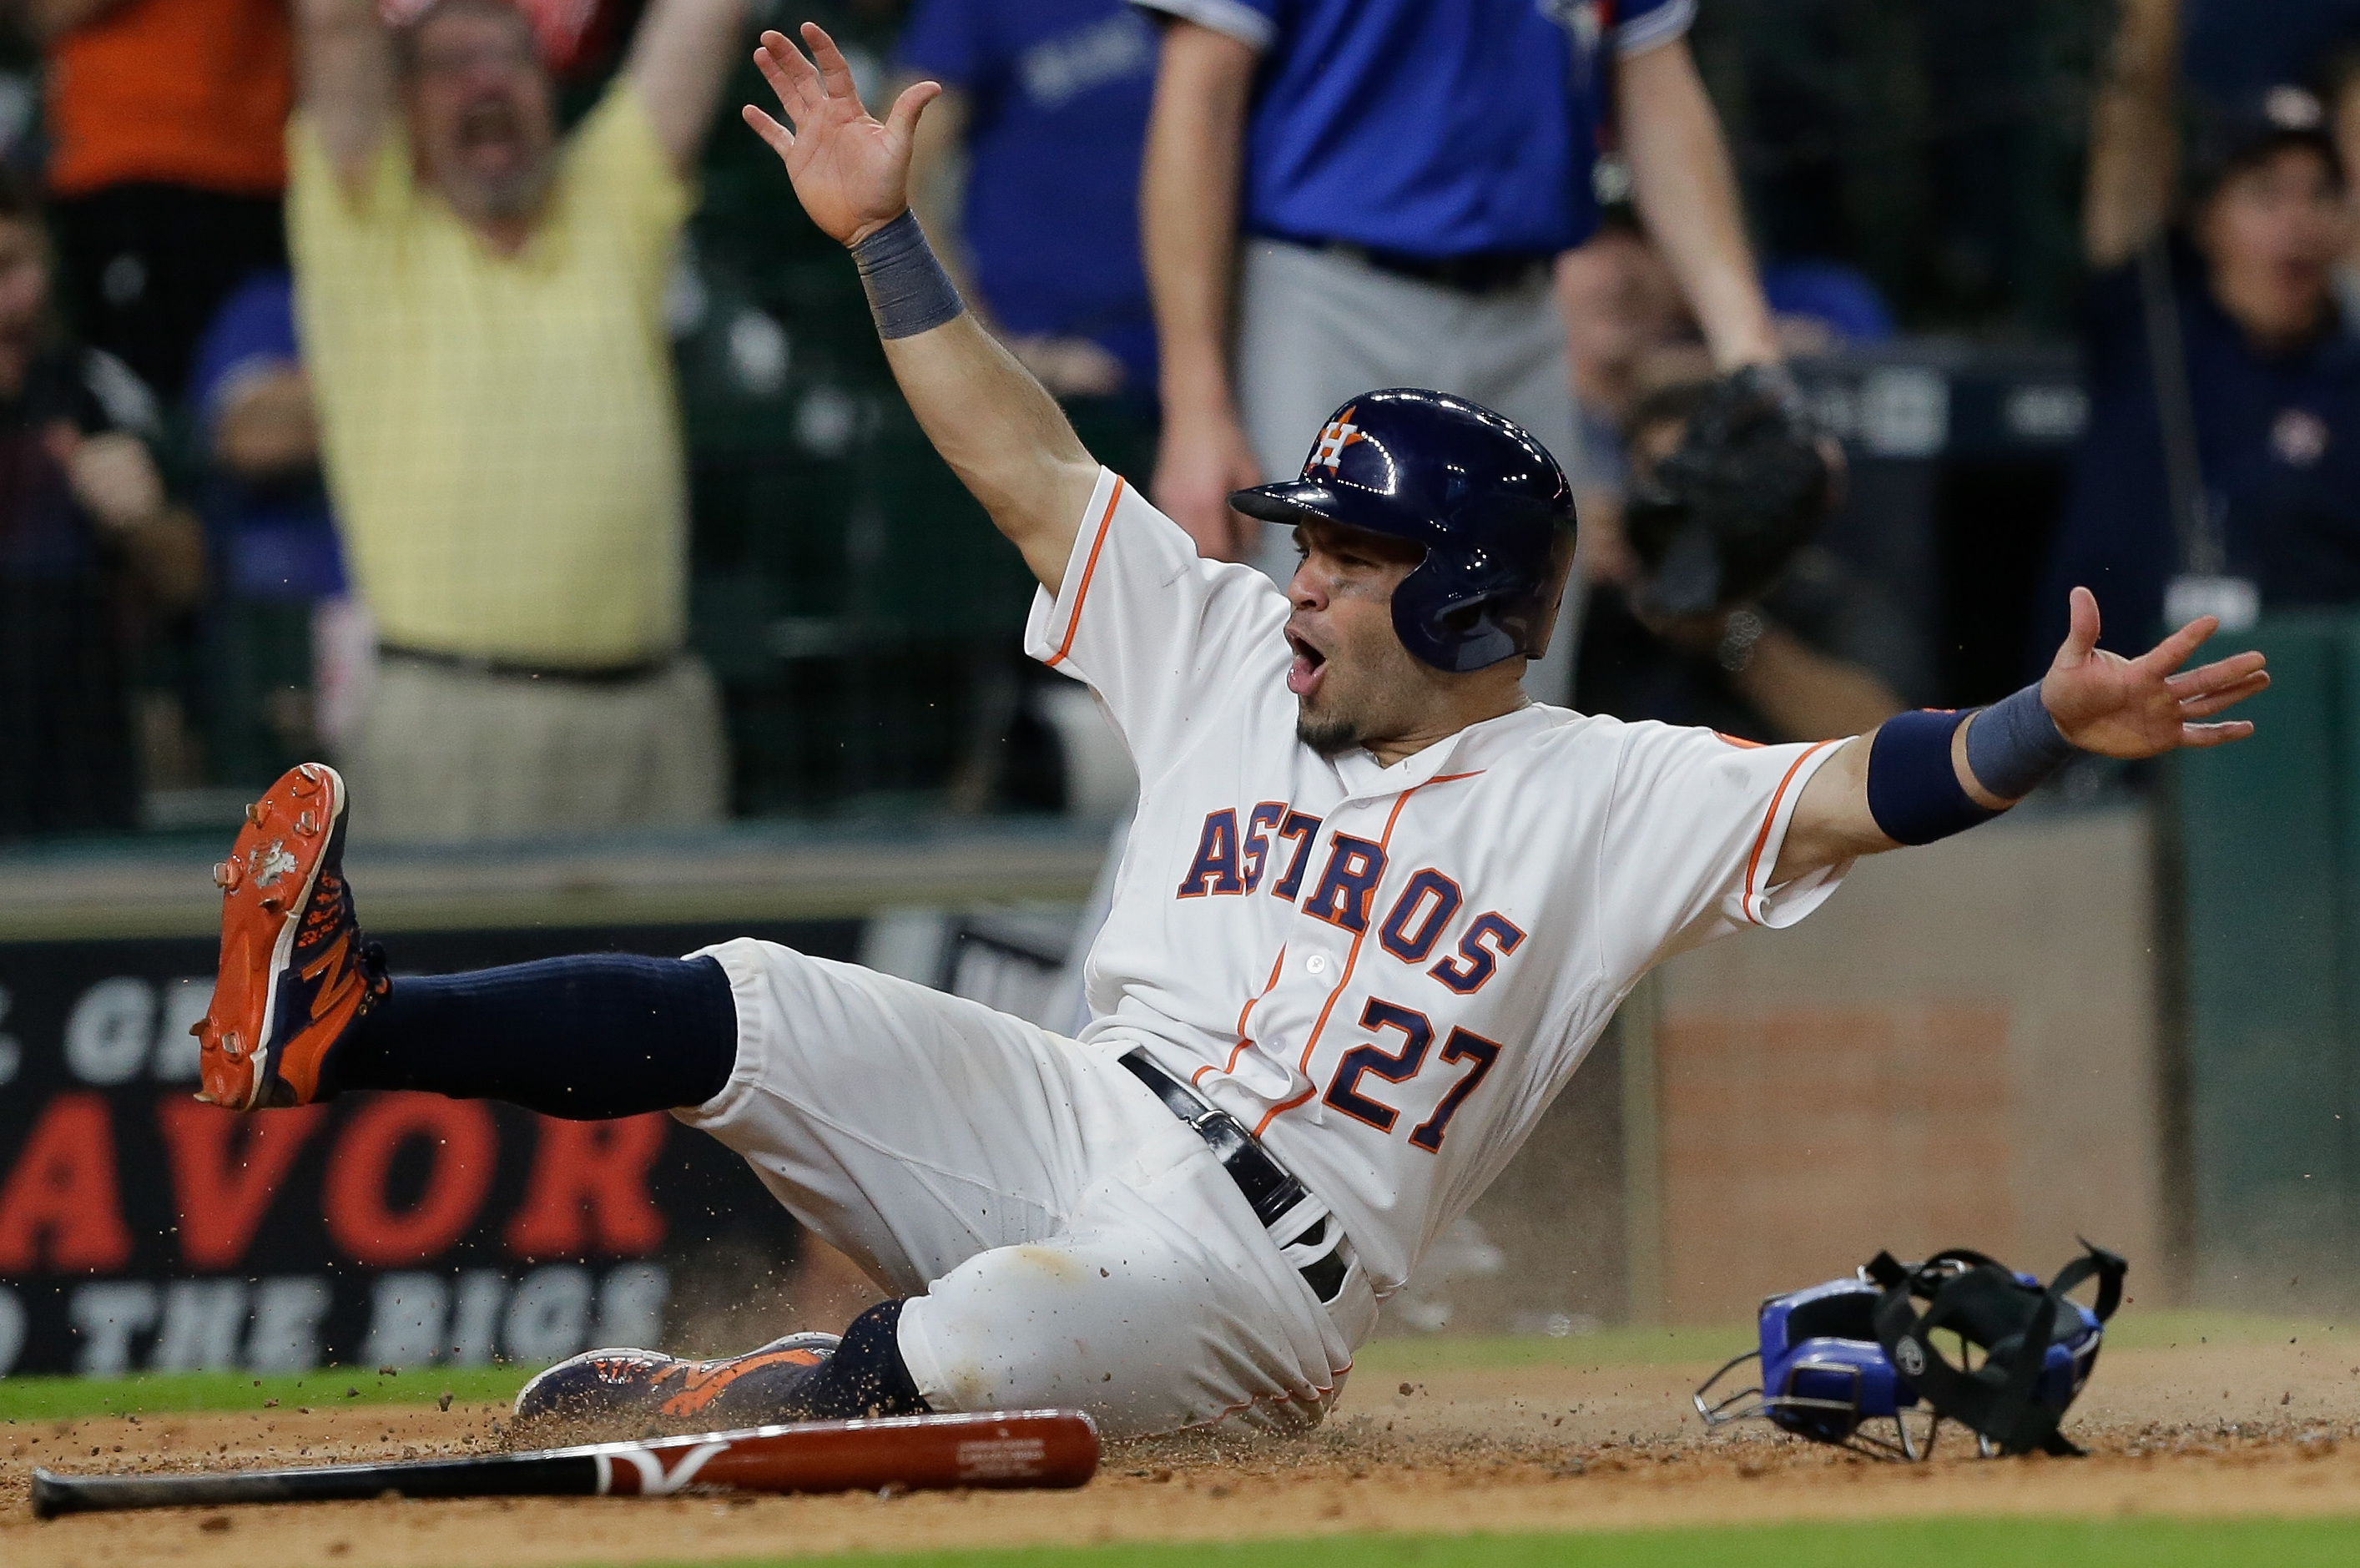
[[1197, 943, 1291, 1085], [1742, 739, 1838, 925], [1045, 476, 1125, 668]]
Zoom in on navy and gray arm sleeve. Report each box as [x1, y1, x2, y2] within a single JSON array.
[[1865, 681, 2077, 845]]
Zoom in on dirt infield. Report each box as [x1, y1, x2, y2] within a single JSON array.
[[8, 1336, 2360, 1565]]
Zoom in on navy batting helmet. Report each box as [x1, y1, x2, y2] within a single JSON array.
[[1228, 389, 1577, 673]]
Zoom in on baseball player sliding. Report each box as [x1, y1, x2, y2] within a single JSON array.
[[191, 25, 2268, 1439]]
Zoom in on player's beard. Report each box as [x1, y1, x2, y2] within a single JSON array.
[[1295, 673, 1379, 756], [1296, 709, 1365, 757], [1293, 634, 1422, 757]]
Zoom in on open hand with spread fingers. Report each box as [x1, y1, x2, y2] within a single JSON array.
[[742, 24, 940, 247], [2040, 586, 2269, 758]]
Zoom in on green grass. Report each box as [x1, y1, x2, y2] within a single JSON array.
[[3, 1307, 2344, 1423], [0, 1364, 534, 1423], [623, 1519, 2360, 1568], [2100, 1307, 2360, 1351]]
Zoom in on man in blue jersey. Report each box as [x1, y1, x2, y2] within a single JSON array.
[[898, 0, 1160, 404], [1138, 0, 1788, 698]]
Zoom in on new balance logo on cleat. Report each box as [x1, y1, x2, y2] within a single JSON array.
[[657, 1343, 835, 1419], [515, 1334, 842, 1427]]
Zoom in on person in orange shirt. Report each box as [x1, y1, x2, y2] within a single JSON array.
[[30, 0, 295, 399]]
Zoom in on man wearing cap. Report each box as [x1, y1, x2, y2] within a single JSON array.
[[2039, 0, 2360, 660]]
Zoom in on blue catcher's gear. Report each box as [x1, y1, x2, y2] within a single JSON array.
[[1695, 1243, 2125, 1460], [1696, 1271, 1927, 1456], [1229, 389, 1578, 673]]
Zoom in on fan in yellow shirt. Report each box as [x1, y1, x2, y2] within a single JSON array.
[[288, 0, 745, 842]]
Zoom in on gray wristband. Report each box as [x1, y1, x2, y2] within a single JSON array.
[[1964, 680, 2076, 801], [850, 209, 966, 340]]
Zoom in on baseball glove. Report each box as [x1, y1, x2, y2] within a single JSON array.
[[1623, 365, 1834, 620]]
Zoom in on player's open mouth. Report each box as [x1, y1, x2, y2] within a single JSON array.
[[1285, 631, 1327, 698]]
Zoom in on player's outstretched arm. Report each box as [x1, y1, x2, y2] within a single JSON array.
[[1770, 586, 2267, 883], [744, 24, 1099, 593]]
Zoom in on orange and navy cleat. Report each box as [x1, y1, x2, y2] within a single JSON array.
[[194, 762, 386, 1111], [513, 1333, 842, 1425]]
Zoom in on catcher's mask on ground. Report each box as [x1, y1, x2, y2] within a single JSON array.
[[1230, 388, 1577, 674], [1694, 1243, 2125, 1461]]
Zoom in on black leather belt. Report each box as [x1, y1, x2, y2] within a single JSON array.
[[1118, 1049, 1349, 1304], [1259, 230, 1552, 295], [378, 643, 677, 687]]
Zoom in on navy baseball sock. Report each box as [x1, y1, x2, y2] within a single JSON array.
[[322, 953, 739, 1118], [795, 1301, 930, 1419]]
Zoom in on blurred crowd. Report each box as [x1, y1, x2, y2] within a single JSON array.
[[7, 0, 2360, 845]]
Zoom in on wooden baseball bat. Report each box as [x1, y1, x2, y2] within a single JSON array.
[[30, 1409, 1098, 1519]]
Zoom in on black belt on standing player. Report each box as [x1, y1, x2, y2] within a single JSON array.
[[1254, 229, 1553, 295], [1117, 1049, 1350, 1304]]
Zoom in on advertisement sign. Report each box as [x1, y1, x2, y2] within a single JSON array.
[[0, 921, 859, 1377]]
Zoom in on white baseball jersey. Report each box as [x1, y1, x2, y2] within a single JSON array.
[[1025, 470, 1853, 1298]]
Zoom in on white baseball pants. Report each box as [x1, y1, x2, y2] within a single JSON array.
[[674, 937, 1378, 1438]]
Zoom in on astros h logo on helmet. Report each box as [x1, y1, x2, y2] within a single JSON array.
[[1309, 406, 1368, 473]]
